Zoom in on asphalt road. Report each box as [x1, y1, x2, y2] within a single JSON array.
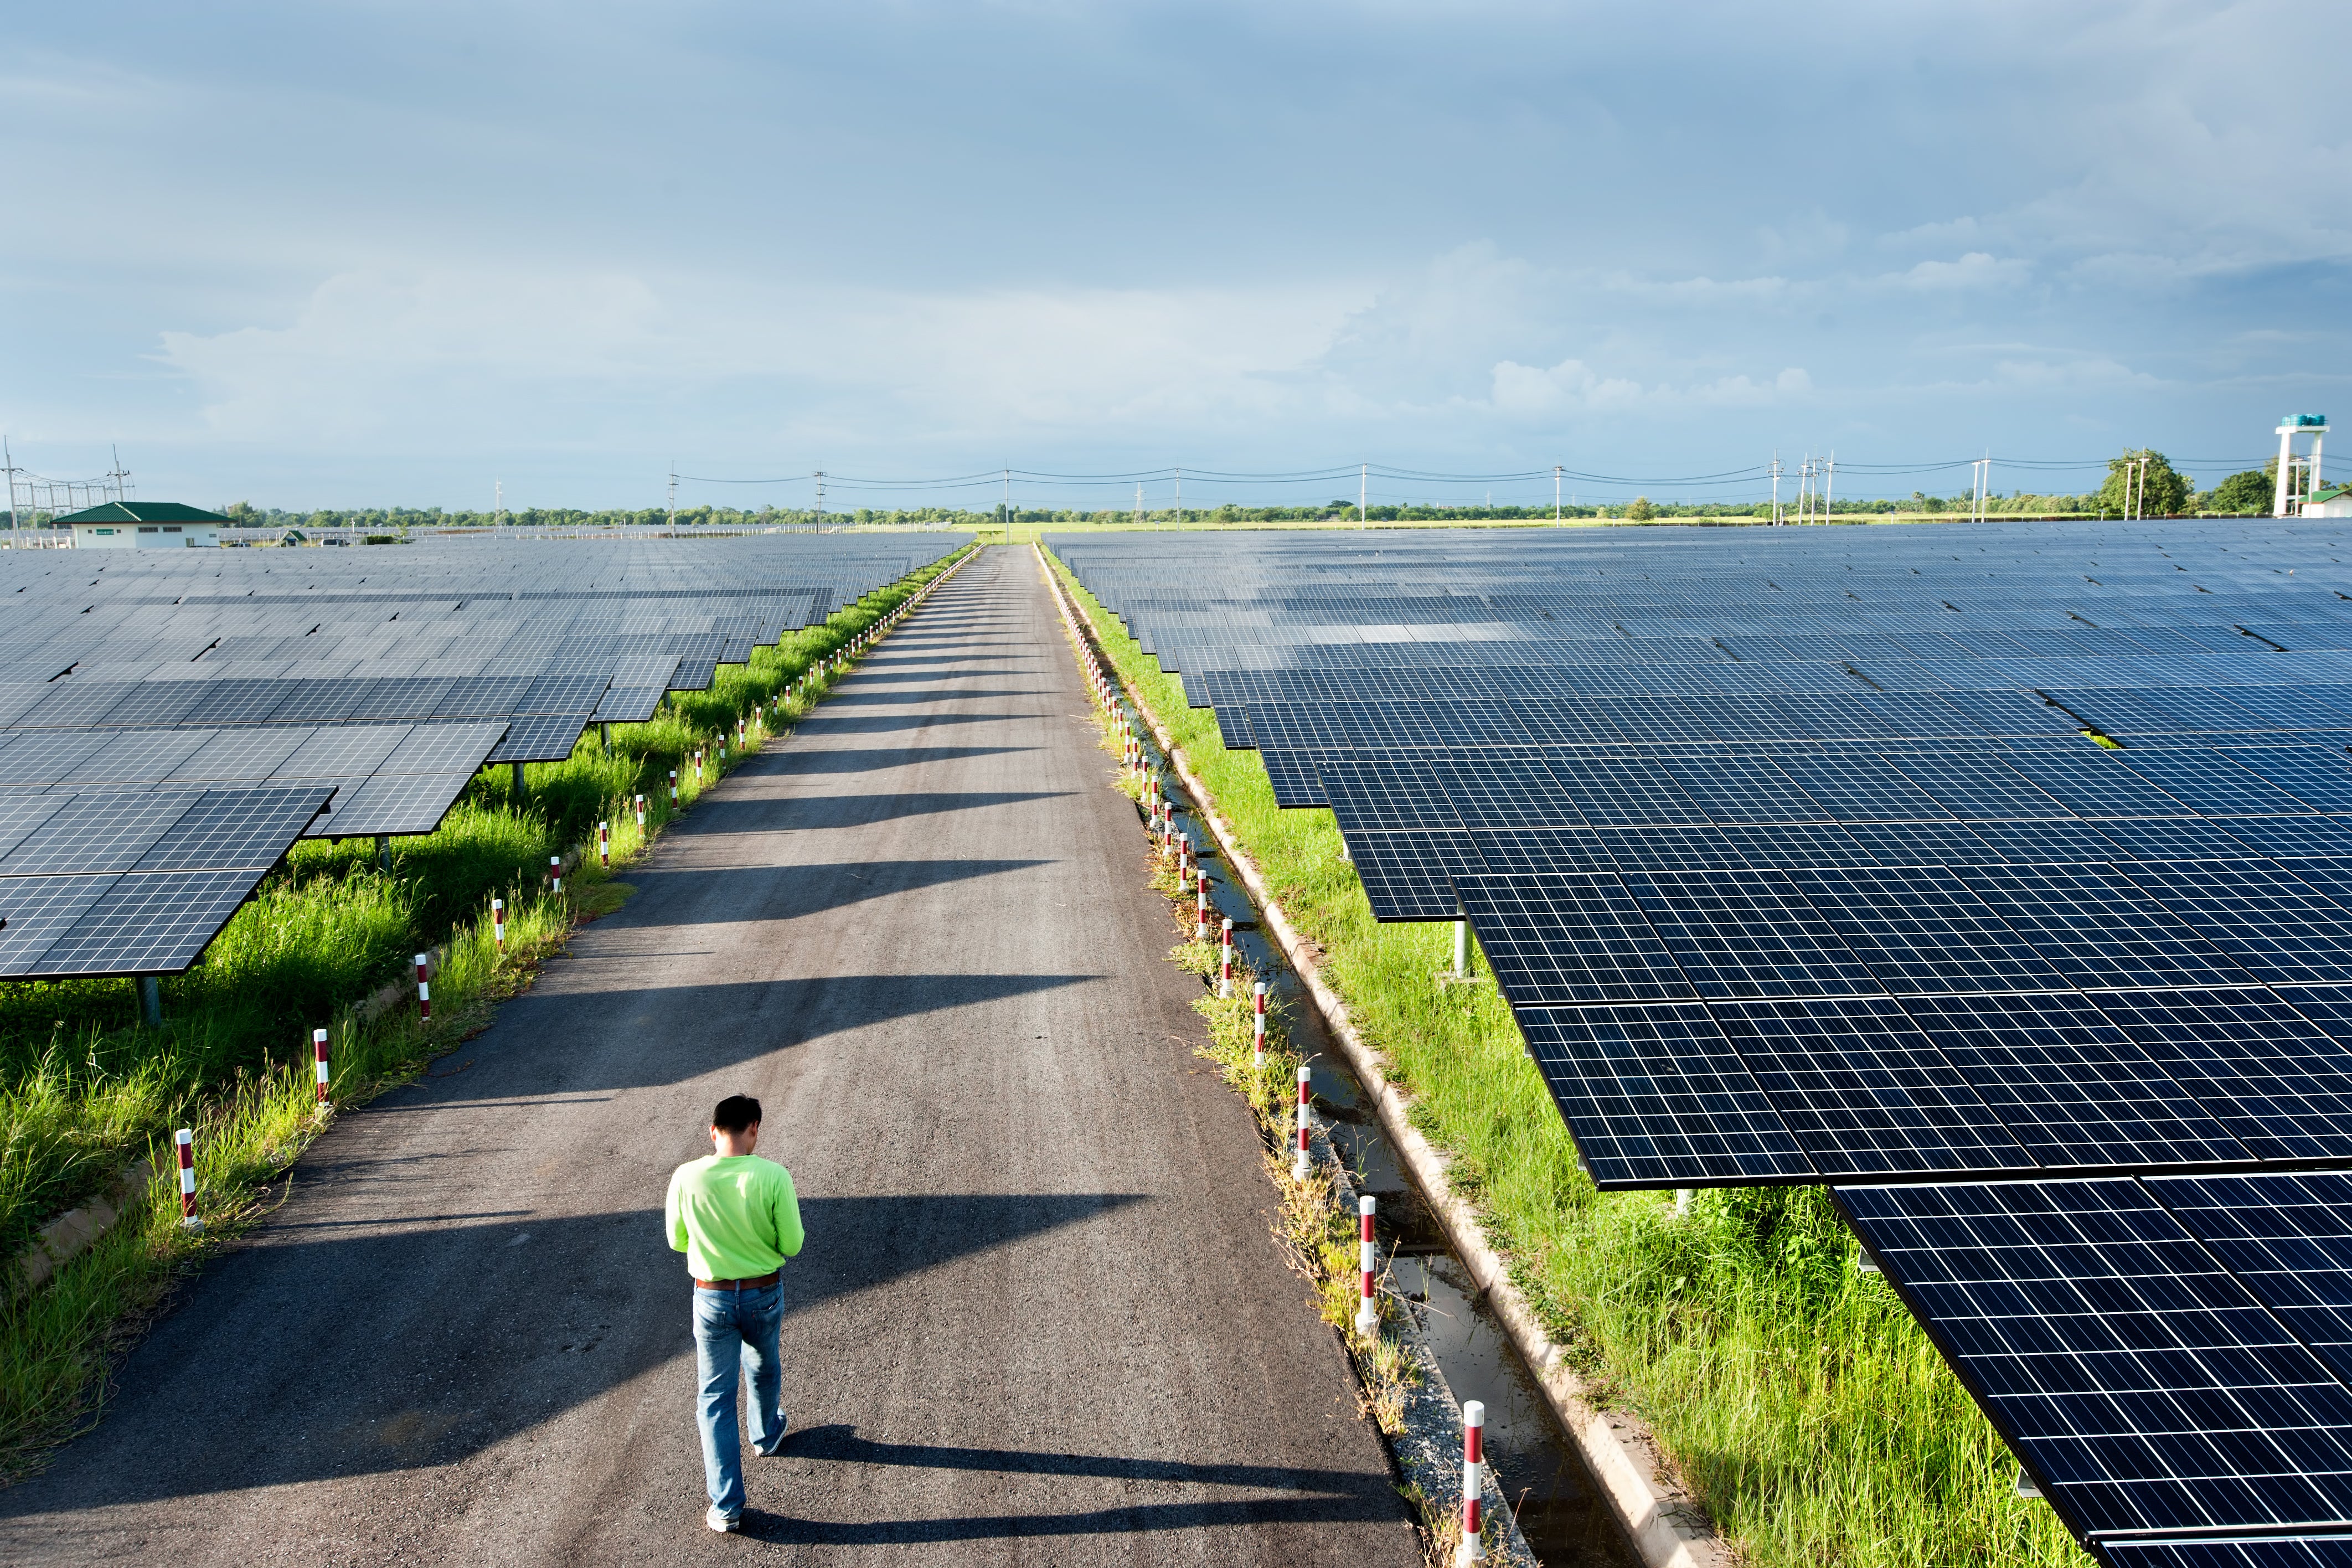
[[0, 546, 1420, 1566]]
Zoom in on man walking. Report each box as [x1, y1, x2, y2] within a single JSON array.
[[666, 1094, 806, 1533]]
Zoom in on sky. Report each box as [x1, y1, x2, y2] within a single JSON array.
[[3, 1, 2347, 513]]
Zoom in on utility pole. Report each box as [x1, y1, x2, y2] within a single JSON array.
[[1174, 465, 1181, 527], [2, 438, 18, 533], [1133, 483, 1143, 528], [664, 466, 675, 530], [814, 470, 825, 529], [106, 445, 130, 503], [1823, 452, 1835, 523], [1360, 462, 1368, 528], [496, 479, 505, 529], [1770, 453, 1783, 525]]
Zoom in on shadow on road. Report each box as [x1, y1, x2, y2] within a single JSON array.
[[467, 973, 1107, 1088], [612, 860, 1053, 922], [678, 795, 1072, 835], [768, 746, 1037, 775], [0, 1195, 1148, 1515], [735, 1425, 1402, 1542], [790, 710, 1049, 738]]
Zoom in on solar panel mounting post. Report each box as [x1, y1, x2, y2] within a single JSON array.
[[511, 761, 525, 800], [375, 834, 390, 871], [1452, 896, 1469, 978], [138, 976, 162, 1028]]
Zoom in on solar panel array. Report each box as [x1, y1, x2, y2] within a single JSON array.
[[1048, 519, 2352, 1559], [0, 533, 960, 978]]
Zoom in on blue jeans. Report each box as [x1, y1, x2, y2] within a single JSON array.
[[693, 1281, 786, 1517]]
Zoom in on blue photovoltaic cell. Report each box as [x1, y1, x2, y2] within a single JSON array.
[[1707, 996, 2031, 1176], [1515, 1003, 1813, 1187], [1617, 868, 1883, 998], [1882, 754, 2076, 819], [1658, 754, 1832, 823], [1454, 873, 1695, 1005], [1786, 865, 2070, 994], [2149, 1172, 2352, 1387], [1893, 991, 2251, 1170], [2091, 989, 2352, 1161], [2116, 750, 2324, 817], [1768, 754, 1958, 822], [1998, 750, 2198, 818], [2101, 1540, 2352, 1568], [1839, 1179, 2352, 1542], [1954, 863, 2258, 989], [2117, 860, 2352, 986]]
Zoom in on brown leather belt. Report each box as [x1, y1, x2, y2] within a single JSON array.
[[695, 1272, 779, 1291]]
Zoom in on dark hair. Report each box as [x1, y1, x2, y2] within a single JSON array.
[[712, 1095, 762, 1133]]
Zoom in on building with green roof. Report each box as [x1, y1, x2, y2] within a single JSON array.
[[51, 502, 227, 549]]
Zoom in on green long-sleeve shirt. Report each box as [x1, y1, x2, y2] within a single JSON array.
[[666, 1154, 804, 1281]]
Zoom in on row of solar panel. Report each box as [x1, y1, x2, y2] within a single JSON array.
[[1843, 1174, 2352, 1551], [1461, 870, 2352, 1181]]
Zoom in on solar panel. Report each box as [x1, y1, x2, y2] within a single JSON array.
[[1617, 868, 1882, 998], [1840, 1178, 2352, 1543], [1346, 830, 1489, 922], [2117, 860, 2352, 985], [1954, 863, 2257, 989], [2149, 1172, 2352, 1387], [2100, 1539, 2352, 1567], [35, 867, 272, 974], [1453, 872, 1696, 1005], [1784, 866, 2069, 993], [0, 790, 201, 875], [1657, 754, 1831, 823], [1893, 991, 2251, 1170], [2091, 989, 2352, 1160], [1706, 996, 2031, 1175], [133, 786, 333, 870], [2116, 750, 2322, 817], [1516, 1003, 1814, 1186]]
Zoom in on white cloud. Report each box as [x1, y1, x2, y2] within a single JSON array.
[[1487, 357, 1809, 414], [150, 265, 1361, 450], [1898, 253, 2030, 291]]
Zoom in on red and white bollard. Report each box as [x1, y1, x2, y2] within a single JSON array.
[[1252, 982, 1267, 1069], [1458, 1402, 1487, 1564], [313, 1027, 331, 1104], [549, 855, 563, 895], [695, 749, 704, 785], [1196, 881, 1211, 943], [1293, 1065, 1313, 1180], [635, 794, 646, 830], [1356, 1195, 1379, 1337], [416, 952, 432, 1021], [598, 820, 610, 869], [669, 770, 679, 804], [176, 1128, 199, 1229], [1220, 919, 1234, 998], [492, 897, 506, 953]]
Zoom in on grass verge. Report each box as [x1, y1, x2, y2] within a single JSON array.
[[0, 544, 969, 1474], [1046, 548, 2089, 1568]]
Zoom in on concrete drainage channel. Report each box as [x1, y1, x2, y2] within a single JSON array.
[[1041, 549, 1680, 1568]]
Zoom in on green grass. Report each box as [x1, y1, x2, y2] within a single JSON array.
[[1049, 549, 2090, 1568], [0, 543, 968, 1471]]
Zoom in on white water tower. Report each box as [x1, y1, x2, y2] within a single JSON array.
[[2276, 414, 2327, 516]]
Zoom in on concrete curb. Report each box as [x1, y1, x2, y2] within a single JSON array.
[[1043, 546, 1735, 1568], [8, 1156, 164, 1295]]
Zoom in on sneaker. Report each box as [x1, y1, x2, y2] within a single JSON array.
[[755, 1415, 791, 1457], [705, 1504, 740, 1533]]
